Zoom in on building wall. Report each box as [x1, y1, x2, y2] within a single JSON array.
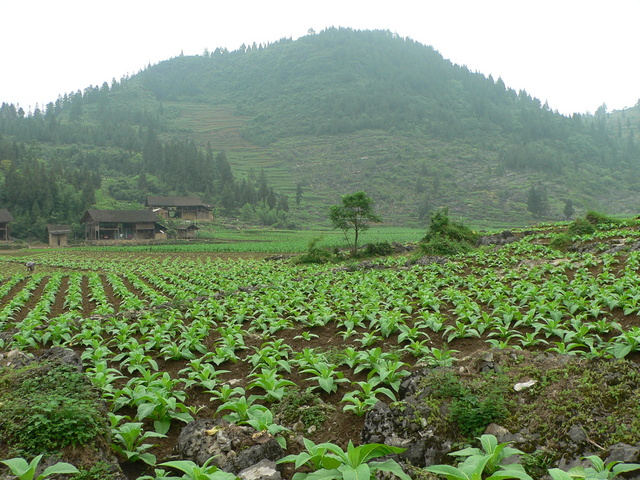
[[49, 233, 68, 247]]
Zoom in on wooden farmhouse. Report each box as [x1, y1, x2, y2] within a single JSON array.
[[82, 209, 165, 241], [145, 196, 213, 221], [47, 224, 72, 247], [0, 209, 13, 241]]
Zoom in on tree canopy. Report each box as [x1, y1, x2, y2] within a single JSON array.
[[329, 191, 381, 255]]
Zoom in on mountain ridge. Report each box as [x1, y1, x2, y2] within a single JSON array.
[[1, 27, 639, 236]]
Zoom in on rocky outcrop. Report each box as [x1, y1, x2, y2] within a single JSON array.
[[175, 418, 284, 475], [476, 230, 519, 247], [404, 255, 450, 267], [361, 368, 453, 468], [360, 350, 640, 475]]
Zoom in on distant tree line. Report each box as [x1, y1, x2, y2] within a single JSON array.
[[0, 134, 100, 238]]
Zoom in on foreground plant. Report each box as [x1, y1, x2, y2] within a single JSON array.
[[425, 434, 532, 480], [0, 454, 78, 480], [110, 420, 166, 465], [154, 458, 240, 479], [277, 438, 410, 480], [548, 455, 640, 480], [340, 379, 397, 416]]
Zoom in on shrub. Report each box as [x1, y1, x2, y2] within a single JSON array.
[[420, 208, 477, 256], [423, 208, 478, 244], [549, 233, 573, 251], [584, 210, 620, 226], [567, 218, 595, 236], [362, 241, 394, 256], [420, 236, 474, 256], [295, 237, 335, 264]]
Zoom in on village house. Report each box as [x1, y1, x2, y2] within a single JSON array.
[[47, 224, 72, 247], [81, 209, 165, 241], [145, 196, 213, 221], [0, 209, 13, 241]]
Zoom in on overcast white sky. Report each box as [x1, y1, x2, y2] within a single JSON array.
[[1, 0, 638, 116]]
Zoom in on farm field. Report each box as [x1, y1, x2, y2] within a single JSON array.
[[2, 222, 640, 479]]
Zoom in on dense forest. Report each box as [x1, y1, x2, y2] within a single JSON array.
[[1, 27, 639, 239]]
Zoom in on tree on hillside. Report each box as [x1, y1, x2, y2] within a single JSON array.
[[563, 199, 575, 220], [296, 183, 303, 205], [329, 191, 381, 255], [527, 183, 549, 217]]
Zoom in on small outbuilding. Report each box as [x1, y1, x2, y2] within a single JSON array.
[[47, 224, 72, 247], [0, 209, 13, 241], [176, 223, 199, 240]]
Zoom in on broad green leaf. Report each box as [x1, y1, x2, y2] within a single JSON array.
[[1, 456, 37, 479], [612, 462, 640, 475], [583, 456, 605, 472], [154, 419, 171, 435], [450, 447, 482, 458], [136, 402, 157, 420], [426, 464, 470, 480], [480, 434, 498, 453], [305, 467, 342, 480], [39, 462, 80, 479], [370, 459, 412, 480], [487, 464, 533, 480], [548, 468, 577, 480], [339, 463, 371, 480]]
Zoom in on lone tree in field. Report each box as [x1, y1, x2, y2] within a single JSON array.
[[329, 191, 381, 255]]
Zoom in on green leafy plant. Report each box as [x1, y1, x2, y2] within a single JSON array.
[[277, 438, 410, 480], [110, 421, 166, 465], [157, 458, 240, 479], [548, 455, 640, 480], [341, 379, 397, 416], [0, 455, 79, 480], [247, 367, 296, 402], [242, 408, 290, 448], [216, 395, 269, 423], [426, 434, 532, 480], [301, 361, 349, 394]]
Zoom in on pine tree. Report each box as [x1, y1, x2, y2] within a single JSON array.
[[527, 183, 549, 217]]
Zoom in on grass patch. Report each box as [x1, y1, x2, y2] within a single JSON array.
[[0, 360, 109, 458]]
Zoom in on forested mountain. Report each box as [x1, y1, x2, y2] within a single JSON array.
[[1, 27, 639, 238]]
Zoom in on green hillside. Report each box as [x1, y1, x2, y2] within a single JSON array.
[[1, 27, 639, 238]]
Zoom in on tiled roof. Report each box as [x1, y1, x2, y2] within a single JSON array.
[[0, 209, 13, 223], [146, 196, 209, 207], [83, 209, 161, 223]]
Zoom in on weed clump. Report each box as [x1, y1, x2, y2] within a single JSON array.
[[419, 369, 510, 438], [567, 217, 596, 236], [274, 388, 329, 431], [295, 236, 338, 264], [0, 361, 109, 457], [362, 241, 394, 257], [549, 233, 573, 251]]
